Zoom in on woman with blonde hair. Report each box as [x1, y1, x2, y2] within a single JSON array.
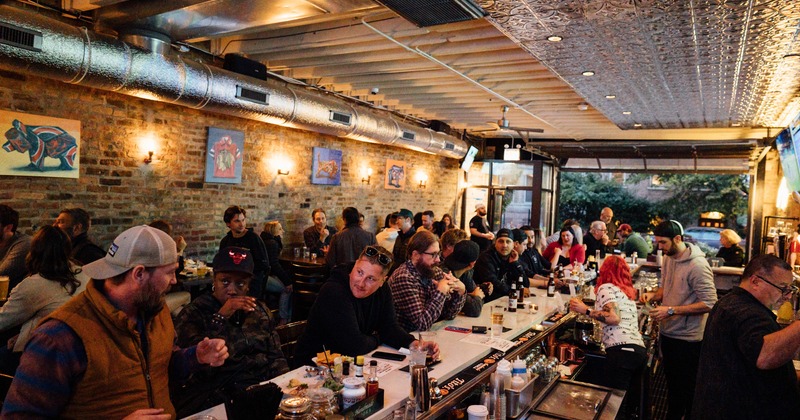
[[716, 229, 744, 267], [260, 220, 292, 323]]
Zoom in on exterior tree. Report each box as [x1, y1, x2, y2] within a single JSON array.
[[558, 173, 654, 232]]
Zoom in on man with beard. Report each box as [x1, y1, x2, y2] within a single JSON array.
[[693, 255, 800, 419], [474, 229, 527, 302], [642, 220, 716, 420], [220, 205, 270, 300], [53, 207, 105, 265], [469, 203, 494, 251], [303, 208, 337, 257], [390, 230, 467, 332], [2, 225, 229, 419]]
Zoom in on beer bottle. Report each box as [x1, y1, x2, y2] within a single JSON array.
[[547, 273, 555, 297], [517, 276, 525, 307], [508, 282, 517, 312]]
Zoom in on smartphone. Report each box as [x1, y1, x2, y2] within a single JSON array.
[[445, 326, 471, 334], [371, 351, 407, 362]]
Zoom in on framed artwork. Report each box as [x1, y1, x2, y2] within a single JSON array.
[[0, 109, 81, 178], [311, 147, 342, 185], [385, 159, 406, 190], [205, 127, 244, 184]]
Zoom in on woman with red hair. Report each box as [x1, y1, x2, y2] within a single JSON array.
[[569, 256, 645, 391]]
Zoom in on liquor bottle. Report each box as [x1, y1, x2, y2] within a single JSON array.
[[508, 282, 517, 312], [516, 276, 525, 308], [547, 273, 555, 297], [366, 360, 379, 397]]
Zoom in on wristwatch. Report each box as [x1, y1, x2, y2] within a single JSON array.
[[585, 308, 591, 316], [667, 307, 675, 316]]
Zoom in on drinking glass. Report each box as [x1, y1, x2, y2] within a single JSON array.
[[491, 306, 504, 337]]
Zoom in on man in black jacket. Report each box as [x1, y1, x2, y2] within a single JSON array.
[[219, 205, 270, 299], [473, 228, 525, 302], [442, 240, 486, 317], [295, 245, 438, 366], [54, 208, 105, 265]]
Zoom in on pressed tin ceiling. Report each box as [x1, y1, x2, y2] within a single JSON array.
[[17, 0, 799, 165], [477, 0, 800, 130]]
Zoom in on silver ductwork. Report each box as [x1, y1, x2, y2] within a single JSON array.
[[0, 6, 468, 159]]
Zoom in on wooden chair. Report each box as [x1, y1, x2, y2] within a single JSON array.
[[291, 263, 329, 278], [293, 278, 324, 293], [276, 321, 307, 369], [292, 290, 318, 323]]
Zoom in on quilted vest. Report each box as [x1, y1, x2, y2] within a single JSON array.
[[45, 280, 176, 419]]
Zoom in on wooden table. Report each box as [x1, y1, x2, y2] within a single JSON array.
[[279, 252, 327, 267]]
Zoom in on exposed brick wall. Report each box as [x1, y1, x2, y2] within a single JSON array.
[[0, 71, 462, 260]]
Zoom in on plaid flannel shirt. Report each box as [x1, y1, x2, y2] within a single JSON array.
[[389, 260, 466, 332]]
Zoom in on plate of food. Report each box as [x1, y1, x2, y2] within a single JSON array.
[[312, 350, 342, 367]]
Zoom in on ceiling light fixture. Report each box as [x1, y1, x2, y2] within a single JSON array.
[[731, 122, 741, 127], [622, 111, 632, 115], [547, 35, 563, 42], [582, 71, 595, 76], [577, 102, 589, 111], [633, 123, 642, 128], [605, 95, 616, 99]]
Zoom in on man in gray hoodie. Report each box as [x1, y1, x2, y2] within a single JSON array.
[[644, 220, 717, 420]]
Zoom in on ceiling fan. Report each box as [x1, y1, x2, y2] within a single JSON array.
[[471, 106, 545, 135]]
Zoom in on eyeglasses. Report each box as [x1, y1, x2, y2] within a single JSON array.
[[754, 275, 798, 296], [421, 251, 441, 259], [364, 246, 392, 266]]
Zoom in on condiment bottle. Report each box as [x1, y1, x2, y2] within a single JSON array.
[[366, 360, 379, 397], [333, 357, 343, 378], [512, 357, 528, 381], [341, 377, 366, 410], [496, 360, 512, 390], [355, 355, 364, 377]]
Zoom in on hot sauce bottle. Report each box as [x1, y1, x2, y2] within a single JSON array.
[[366, 360, 379, 397]]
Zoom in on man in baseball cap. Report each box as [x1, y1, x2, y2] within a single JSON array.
[[643, 220, 716, 419], [617, 223, 651, 258], [3, 225, 229, 419], [173, 246, 289, 416], [442, 240, 487, 317]]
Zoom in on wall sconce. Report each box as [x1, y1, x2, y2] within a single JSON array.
[[270, 155, 293, 176], [139, 134, 157, 165], [360, 167, 373, 184], [277, 168, 290, 176], [417, 173, 428, 189]]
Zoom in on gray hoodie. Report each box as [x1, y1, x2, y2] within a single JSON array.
[[659, 243, 717, 341]]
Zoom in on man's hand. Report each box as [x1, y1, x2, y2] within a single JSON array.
[[176, 236, 187, 254], [450, 279, 466, 295], [649, 306, 672, 322], [435, 276, 453, 295], [122, 408, 171, 419], [319, 227, 330, 241], [470, 287, 485, 299], [509, 249, 519, 263], [486, 232, 495, 241], [197, 337, 228, 367], [481, 282, 494, 296], [218, 296, 257, 318], [411, 339, 441, 360], [601, 234, 609, 246]]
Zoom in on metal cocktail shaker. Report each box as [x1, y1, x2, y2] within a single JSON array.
[[410, 365, 431, 412]]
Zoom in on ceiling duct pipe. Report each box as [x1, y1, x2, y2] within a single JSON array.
[[0, 5, 468, 159]]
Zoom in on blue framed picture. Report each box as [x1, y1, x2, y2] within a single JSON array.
[[311, 147, 342, 185], [205, 127, 244, 184]]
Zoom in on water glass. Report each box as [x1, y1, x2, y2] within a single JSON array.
[[293, 247, 301, 258], [409, 342, 427, 367]]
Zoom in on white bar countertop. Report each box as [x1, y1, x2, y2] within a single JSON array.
[[269, 292, 569, 419]]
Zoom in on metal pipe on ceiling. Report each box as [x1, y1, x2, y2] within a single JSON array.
[[0, 5, 468, 159]]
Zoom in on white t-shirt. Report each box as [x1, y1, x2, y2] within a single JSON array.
[[595, 283, 644, 349]]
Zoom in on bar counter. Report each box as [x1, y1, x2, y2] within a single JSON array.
[[270, 292, 579, 419]]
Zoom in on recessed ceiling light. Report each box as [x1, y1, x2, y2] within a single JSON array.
[[731, 122, 741, 127], [633, 123, 642, 128], [582, 71, 595, 76], [622, 111, 632, 115], [547, 35, 563, 42], [605, 95, 616, 99]]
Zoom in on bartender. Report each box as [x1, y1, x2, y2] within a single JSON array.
[[295, 245, 439, 366]]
